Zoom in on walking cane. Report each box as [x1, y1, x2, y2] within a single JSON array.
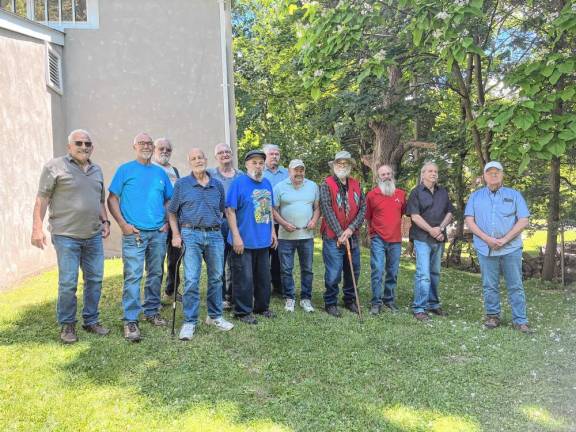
[[171, 244, 185, 337], [345, 239, 362, 320]]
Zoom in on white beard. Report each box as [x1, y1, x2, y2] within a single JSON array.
[[156, 155, 170, 165], [334, 166, 351, 180], [248, 170, 263, 182], [378, 180, 396, 196]]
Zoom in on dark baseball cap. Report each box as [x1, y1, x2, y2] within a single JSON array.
[[244, 149, 266, 162]]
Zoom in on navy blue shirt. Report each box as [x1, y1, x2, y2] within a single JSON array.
[[168, 173, 225, 227], [406, 183, 455, 243]]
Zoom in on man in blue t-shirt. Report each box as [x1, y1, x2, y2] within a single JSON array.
[[108, 132, 173, 342], [226, 149, 277, 324], [465, 161, 531, 333]]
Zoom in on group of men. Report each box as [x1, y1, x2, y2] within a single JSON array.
[[32, 129, 531, 344]]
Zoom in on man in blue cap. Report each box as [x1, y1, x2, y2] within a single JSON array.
[[465, 161, 531, 333]]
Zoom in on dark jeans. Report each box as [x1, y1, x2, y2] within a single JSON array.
[[220, 219, 233, 301], [162, 228, 182, 296], [270, 224, 282, 294], [322, 238, 361, 307], [278, 238, 314, 300], [230, 247, 271, 316], [370, 236, 401, 306]]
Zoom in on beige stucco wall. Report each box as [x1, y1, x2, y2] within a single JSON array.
[[63, 0, 234, 255], [0, 28, 64, 288]]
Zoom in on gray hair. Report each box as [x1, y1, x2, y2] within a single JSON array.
[[263, 143, 280, 153], [377, 163, 395, 175], [214, 142, 230, 156], [154, 137, 171, 149], [420, 161, 438, 183], [67, 129, 92, 143]]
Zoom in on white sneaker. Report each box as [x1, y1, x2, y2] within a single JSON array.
[[300, 299, 315, 313], [205, 316, 234, 331], [284, 298, 296, 312], [179, 323, 195, 340]]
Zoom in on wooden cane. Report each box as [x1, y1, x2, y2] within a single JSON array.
[[345, 239, 362, 320]]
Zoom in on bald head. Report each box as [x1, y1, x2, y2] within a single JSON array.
[[188, 147, 207, 174]]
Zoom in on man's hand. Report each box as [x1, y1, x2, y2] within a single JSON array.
[[172, 235, 182, 248], [494, 238, 507, 249], [282, 222, 297, 232], [233, 234, 244, 255], [159, 222, 169, 233], [337, 227, 354, 247], [484, 236, 500, 250], [306, 219, 317, 230], [429, 226, 442, 239], [102, 223, 111, 239], [31, 228, 47, 250], [271, 230, 278, 249], [120, 223, 140, 236]]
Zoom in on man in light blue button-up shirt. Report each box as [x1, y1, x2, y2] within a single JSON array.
[[464, 161, 531, 333]]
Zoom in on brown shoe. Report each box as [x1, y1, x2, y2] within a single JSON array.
[[82, 322, 110, 336], [60, 324, 78, 344], [124, 322, 141, 342], [428, 308, 447, 317], [484, 315, 500, 329], [513, 323, 532, 334], [144, 314, 167, 326], [413, 312, 430, 321]]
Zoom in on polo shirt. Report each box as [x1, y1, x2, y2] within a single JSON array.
[[263, 166, 289, 188], [109, 160, 173, 230], [226, 175, 274, 249], [207, 167, 243, 197], [37, 154, 104, 239], [365, 187, 406, 243], [273, 178, 319, 240], [406, 183, 455, 243], [464, 186, 530, 256], [168, 173, 225, 227]]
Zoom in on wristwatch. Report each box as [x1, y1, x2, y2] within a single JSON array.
[[102, 220, 111, 225]]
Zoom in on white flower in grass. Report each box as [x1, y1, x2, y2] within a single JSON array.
[[374, 49, 387, 61], [455, 0, 469, 6], [487, 120, 495, 129], [432, 29, 443, 39], [314, 69, 324, 77], [435, 11, 450, 20]]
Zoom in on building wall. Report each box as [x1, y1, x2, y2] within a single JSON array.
[[63, 0, 233, 255], [0, 27, 64, 288]]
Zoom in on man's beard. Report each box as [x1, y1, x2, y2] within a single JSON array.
[[248, 170, 263, 181], [156, 155, 170, 165], [334, 166, 351, 180], [378, 179, 396, 196]]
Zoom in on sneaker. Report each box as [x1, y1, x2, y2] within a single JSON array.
[[236, 314, 258, 325], [123, 322, 141, 342], [345, 302, 359, 314], [82, 322, 110, 336], [383, 303, 399, 313], [179, 323, 196, 340], [428, 308, 447, 317], [260, 310, 275, 319], [144, 314, 167, 326], [205, 316, 234, 331], [512, 323, 532, 334], [284, 299, 296, 312], [60, 324, 77, 344], [300, 299, 315, 313], [370, 304, 381, 315], [325, 305, 341, 318], [484, 315, 500, 329], [413, 312, 430, 321], [222, 300, 232, 310]]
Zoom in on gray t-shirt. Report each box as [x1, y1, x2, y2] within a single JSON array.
[[37, 155, 104, 239], [273, 178, 319, 240], [207, 167, 243, 197]]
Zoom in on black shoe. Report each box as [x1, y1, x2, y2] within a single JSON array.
[[258, 310, 275, 319], [383, 303, 399, 313], [344, 303, 359, 314], [236, 314, 258, 325], [428, 308, 447, 317], [325, 305, 341, 318], [370, 304, 381, 315]]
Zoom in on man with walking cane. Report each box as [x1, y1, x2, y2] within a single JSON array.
[[319, 151, 366, 317]]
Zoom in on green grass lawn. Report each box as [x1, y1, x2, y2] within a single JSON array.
[[1, 244, 575, 432], [523, 230, 576, 255]]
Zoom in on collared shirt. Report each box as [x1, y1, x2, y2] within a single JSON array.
[[406, 183, 455, 243], [464, 186, 530, 256], [366, 187, 406, 243], [153, 162, 180, 186], [263, 166, 289, 188], [206, 167, 243, 197], [319, 177, 366, 242], [168, 172, 225, 227], [273, 178, 319, 240], [37, 154, 104, 239], [109, 160, 173, 230]]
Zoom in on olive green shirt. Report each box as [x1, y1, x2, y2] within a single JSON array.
[[37, 155, 105, 239]]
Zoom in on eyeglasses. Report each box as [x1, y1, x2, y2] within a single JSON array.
[[136, 141, 154, 147], [157, 147, 172, 152], [217, 150, 232, 155], [74, 141, 92, 148]]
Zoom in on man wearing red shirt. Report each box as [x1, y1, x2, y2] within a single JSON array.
[[366, 164, 406, 315]]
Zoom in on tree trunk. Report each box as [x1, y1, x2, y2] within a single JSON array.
[[542, 156, 561, 280]]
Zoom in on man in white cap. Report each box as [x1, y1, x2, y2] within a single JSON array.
[[465, 161, 531, 333], [273, 159, 320, 313], [319, 151, 366, 317]]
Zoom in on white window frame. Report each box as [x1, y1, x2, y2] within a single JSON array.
[[46, 42, 63, 95], [26, 0, 99, 30]]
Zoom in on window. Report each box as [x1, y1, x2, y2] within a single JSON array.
[[1, 0, 97, 29], [46, 44, 63, 94], [0, 0, 27, 17]]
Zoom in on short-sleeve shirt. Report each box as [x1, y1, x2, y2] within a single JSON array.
[[263, 166, 289, 189], [109, 160, 173, 230], [153, 162, 180, 186], [273, 178, 319, 240], [37, 155, 104, 239], [365, 187, 406, 243], [226, 175, 274, 249], [168, 174, 225, 227], [406, 183, 455, 243], [207, 167, 243, 197], [464, 186, 530, 256]]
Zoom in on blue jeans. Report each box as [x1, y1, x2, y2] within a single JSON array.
[[278, 238, 314, 300], [181, 228, 224, 324], [122, 230, 167, 322], [412, 239, 444, 313], [370, 236, 401, 306], [52, 234, 104, 325], [230, 247, 271, 316], [322, 238, 360, 306], [477, 248, 527, 324]]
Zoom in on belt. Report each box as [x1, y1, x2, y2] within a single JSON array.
[[181, 224, 221, 231]]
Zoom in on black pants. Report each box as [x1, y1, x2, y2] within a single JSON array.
[[270, 224, 282, 294], [221, 219, 233, 302], [230, 247, 271, 316], [163, 228, 181, 296]]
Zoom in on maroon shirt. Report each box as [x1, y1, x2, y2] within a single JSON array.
[[366, 187, 406, 243]]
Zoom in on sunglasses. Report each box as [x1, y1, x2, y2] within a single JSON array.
[[74, 141, 92, 148], [157, 147, 172, 152]]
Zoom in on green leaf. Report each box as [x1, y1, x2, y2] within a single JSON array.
[[311, 86, 321, 100], [469, 0, 483, 9], [357, 68, 372, 84], [547, 140, 566, 157], [549, 70, 562, 85], [520, 100, 535, 109], [536, 132, 554, 149], [462, 37, 473, 48], [494, 108, 514, 126], [541, 65, 555, 77], [518, 155, 530, 174], [512, 112, 534, 131], [539, 120, 555, 130], [287, 4, 298, 15], [413, 28, 423, 47], [560, 87, 575, 101], [558, 129, 576, 141], [557, 61, 574, 74]]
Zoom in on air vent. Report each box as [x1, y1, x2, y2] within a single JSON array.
[[46, 45, 63, 94]]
